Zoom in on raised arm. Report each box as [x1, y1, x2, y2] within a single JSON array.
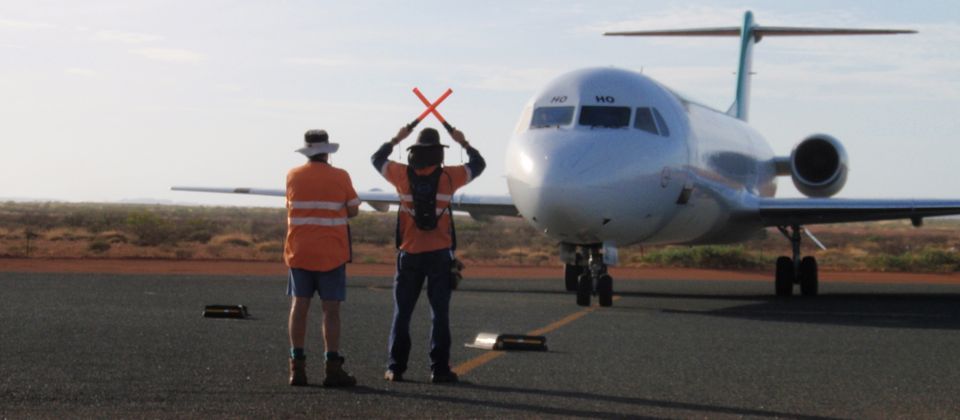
[[371, 126, 412, 174], [450, 129, 486, 180]]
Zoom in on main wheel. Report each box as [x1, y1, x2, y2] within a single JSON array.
[[799, 256, 818, 296], [564, 263, 582, 292], [596, 274, 613, 307], [775, 256, 794, 297], [576, 273, 592, 307]]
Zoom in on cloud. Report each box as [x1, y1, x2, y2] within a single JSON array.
[[94, 30, 163, 44], [0, 17, 55, 30], [65, 68, 98, 77], [285, 57, 356, 67], [461, 66, 564, 92], [130, 48, 205, 63], [215, 84, 244, 93]]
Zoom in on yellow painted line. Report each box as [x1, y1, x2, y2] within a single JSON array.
[[452, 351, 503, 375], [452, 296, 621, 376]]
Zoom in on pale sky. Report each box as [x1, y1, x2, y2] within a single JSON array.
[[1, 1, 958, 207]]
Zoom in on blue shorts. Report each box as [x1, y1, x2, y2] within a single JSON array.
[[286, 265, 347, 301]]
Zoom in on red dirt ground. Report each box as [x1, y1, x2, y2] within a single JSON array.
[[4, 258, 960, 285]]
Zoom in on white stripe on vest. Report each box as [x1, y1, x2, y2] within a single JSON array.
[[289, 217, 348, 226], [290, 201, 346, 211]]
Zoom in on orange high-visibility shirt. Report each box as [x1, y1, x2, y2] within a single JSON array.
[[284, 162, 360, 271], [381, 162, 472, 253]]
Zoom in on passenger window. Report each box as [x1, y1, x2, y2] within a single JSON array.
[[530, 106, 575, 128], [634, 107, 658, 135], [579, 106, 630, 128], [653, 108, 670, 137]]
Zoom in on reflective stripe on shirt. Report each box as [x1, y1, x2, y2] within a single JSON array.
[[290, 201, 346, 210], [289, 217, 348, 226]]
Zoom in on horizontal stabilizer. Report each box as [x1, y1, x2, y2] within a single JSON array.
[[605, 27, 740, 37], [753, 26, 917, 36], [605, 26, 916, 38], [605, 11, 916, 122]]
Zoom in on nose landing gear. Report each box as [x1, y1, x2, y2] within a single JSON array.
[[565, 245, 614, 307]]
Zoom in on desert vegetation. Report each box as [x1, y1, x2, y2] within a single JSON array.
[[2, 201, 960, 272]]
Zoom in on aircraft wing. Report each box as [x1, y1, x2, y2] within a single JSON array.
[[755, 198, 960, 226], [171, 186, 285, 196], [171, 186, 519, 218], [353, 190, 518, 217]]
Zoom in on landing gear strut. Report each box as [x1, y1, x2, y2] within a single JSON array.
[[775, 225, 819, 297], [566, 245, 614, 307]]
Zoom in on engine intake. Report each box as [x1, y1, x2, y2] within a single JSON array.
[[790, 134, 848, 197]]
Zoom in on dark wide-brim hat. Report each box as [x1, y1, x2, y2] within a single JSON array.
[[406, 127, 449, 150], [296, 129, 340, 156]]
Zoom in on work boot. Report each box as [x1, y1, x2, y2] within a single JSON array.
[[289, 358, 307, 386], [323, 356, 357, 387], [384, 369, 404, 382], [430, 370, 459, 384]]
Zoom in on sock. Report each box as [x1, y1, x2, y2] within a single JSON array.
[[325, 351, 340, 361], [290, 347, 305, 360]]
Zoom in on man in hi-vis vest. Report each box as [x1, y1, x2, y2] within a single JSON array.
[[285, 130, 360, 387], [371, 126, 485, 383]]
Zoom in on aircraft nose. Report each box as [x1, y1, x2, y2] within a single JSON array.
[[506, 131, 679, 244], [506, 135, 626, 242]]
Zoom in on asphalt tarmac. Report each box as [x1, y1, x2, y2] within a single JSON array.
[[2, 271, 960, 419]]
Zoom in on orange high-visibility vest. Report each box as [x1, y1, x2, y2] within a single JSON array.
[[381, 162, 472, 253], [284, 162, 359, 271]]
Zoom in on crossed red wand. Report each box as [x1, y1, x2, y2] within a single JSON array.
[[406, 87, 456, 134]]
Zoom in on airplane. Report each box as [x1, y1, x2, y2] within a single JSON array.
[[175, 11, 960, 308]]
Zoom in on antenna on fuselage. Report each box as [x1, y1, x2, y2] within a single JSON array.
[[603, 10, 916, 122]]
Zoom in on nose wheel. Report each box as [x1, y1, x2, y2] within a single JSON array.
[[564, 254, 584, 292], [775, 225, 819, 297], [570, 246, 614, 307]]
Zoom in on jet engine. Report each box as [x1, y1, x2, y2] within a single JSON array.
[[788, 134, 848, 197]]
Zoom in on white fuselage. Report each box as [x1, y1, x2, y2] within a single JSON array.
[[505, 67, 778, 247]]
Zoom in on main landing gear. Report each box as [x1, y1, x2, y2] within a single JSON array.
[[775, 225, 818, 297], [563, 245, 614, 307]]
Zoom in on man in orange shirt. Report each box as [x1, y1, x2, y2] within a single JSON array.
[[371, 126, 485, 383], [286, 129, 360, 387]]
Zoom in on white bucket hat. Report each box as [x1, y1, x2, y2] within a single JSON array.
[[296, 129, 340, 156]]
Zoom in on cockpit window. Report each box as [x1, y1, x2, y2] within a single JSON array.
[[579, 106, 630, 128], [634, 107, 671, 137], [653, 108, 670, 137], [530, 106, 575, 128], [634, 108, 658, 134]]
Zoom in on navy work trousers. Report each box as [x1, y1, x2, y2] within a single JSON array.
[[387, 249, 454, 374]]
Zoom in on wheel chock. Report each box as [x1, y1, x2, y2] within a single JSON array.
[[465, 333, 547, 351], [203, 304, 249, 319]]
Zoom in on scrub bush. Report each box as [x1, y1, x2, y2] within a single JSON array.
[[126, 211, 176, 246], [640, 245, 765, 270], [88, 240, 111, 253]]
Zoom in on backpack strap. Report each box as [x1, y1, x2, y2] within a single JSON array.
[[444, 170, 457, 252]]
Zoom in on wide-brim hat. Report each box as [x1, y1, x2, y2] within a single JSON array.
[[296, 129, 340, 156], [406, 127, 449, 150]]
